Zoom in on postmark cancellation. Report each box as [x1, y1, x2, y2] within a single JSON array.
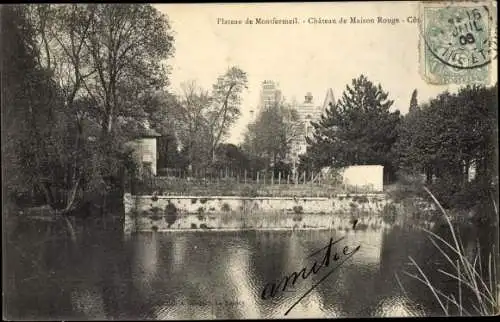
[[419, 1, 497, 85]]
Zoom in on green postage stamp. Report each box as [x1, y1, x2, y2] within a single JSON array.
[[419, 1, 497, 85]]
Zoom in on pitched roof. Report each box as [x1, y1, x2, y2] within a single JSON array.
[[322, 88, 335, 110]]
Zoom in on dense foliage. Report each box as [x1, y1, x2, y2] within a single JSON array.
[[300, 75, 401, 181], [3, 5, 497, 222], [2, 4, 175, 214], [165, 70, 248, 173], [242, 101, 301, 169], [396, 84, 498, 212]]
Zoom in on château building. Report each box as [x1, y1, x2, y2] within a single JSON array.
[[250, 80, 282, 122], [289, 89, 335, 172]]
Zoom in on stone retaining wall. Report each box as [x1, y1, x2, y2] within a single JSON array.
[[124, 193, 390, 233]]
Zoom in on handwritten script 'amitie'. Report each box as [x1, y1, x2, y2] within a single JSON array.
[[260, 235, 361, 315]]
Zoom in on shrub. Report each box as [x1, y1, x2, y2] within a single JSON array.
[[149, 214, 161, 221], [382, 203, 397, 224], [165, 202, 178, 227], [221, 203, 231, 212], [293, 205, 303, 214], [241, 186, 258, 197], [150, 206, 162, 214]]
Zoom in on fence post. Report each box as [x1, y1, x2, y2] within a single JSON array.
[[257, 172, 259, 184], [225, 167, 228, 179], [271, 171, 274, 185], [278, 172, 281, 185], [263, 172, 266, 185], [303, 171, 306, 184], [287, 174, 290, 185], [244, 170, 247, 184]]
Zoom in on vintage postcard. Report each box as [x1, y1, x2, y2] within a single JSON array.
[[2, 1, 498, 320]]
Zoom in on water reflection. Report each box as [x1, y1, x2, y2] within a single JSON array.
[[4, 218, 496, 319]]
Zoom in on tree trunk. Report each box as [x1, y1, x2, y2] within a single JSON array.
[[425, 166, 433, 184], [464, 159, 470, 183]]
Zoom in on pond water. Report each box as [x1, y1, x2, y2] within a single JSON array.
[[3, 214, 496, 319]]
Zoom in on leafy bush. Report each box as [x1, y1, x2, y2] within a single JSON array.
[[382, 203, 397, 224], [165, 202, 178, 227], [221, 203, 231, 212], [241, 186, 258, 197]]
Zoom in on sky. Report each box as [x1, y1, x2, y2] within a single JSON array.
[[155, 2, 496, 144]]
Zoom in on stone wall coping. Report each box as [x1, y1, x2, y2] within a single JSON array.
[[128, 193, 386, 200]]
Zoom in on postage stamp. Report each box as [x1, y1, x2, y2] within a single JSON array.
[[419, 1, 497, 85]]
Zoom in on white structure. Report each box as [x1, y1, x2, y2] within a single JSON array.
[[127, 129, 161, 176], [340, 165, 384, 192]]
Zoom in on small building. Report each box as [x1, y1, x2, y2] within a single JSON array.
[[126, 128, 161, 177], [340, 165, 384, 192]]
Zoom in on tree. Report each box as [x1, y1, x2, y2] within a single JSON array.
[[2, 5, 61, 203], [171, 81, 213, 172], [213, 143, 250, 174], [86, 4, 174, 137], [29, 4, 175, 137], [395, 84, 498, 212], [3, 4, 176, 216], [242, 100, 301, 168], [301, 75, 401, 181], [169, 68, 248, 172], [409, 89, 419, 113], [207, 67, 248, 161], [397, 85, 498, 186]]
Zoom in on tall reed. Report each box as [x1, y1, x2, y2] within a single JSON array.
[[398, 186, 498, 316]]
